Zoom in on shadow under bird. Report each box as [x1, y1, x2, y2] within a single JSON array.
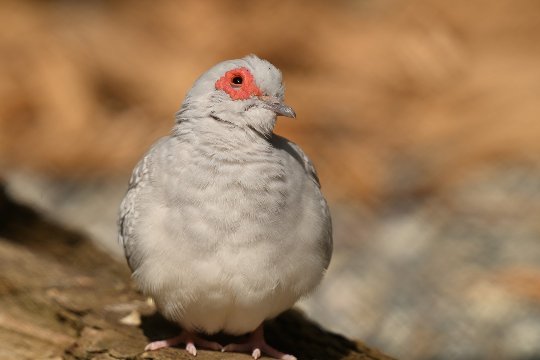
[[118, 55, 332, 360]]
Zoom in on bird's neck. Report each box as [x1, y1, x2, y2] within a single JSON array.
[[172, 116, 274, 152], [175, 100, 277, 141]]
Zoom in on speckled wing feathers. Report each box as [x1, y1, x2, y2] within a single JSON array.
[[277, 136, 321, 188], [272, 135, 333, 269], [118, 141, 158, 271]]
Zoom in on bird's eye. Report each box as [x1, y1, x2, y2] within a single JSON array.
[[231, 76, 243, 86]]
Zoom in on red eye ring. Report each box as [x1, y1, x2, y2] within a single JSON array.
[[215, 67, 262, 100]]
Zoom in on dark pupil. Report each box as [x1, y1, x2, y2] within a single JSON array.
[[232, 76, 243, 85]]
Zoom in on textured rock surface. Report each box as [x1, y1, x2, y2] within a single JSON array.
[[6, 166, 540, 359], [0, 186, 394, 360]]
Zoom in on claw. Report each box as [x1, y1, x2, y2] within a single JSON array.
[[186, 342, 197, 356], [145, 340, 172, 351], [222, 324, 296, 360], [144, 330, 222, 356]]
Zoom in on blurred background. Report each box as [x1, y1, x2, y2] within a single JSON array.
[[1, 0, 540, 359]]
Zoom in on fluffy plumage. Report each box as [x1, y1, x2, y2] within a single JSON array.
[[118, 55, 332, 357]]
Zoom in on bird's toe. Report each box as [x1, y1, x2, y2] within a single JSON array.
[[144, 340, 169, 351], [185, 342, 197, 356]]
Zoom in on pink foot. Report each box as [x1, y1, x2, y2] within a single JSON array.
[[222, 324, 296, 360], [144, 330, 222, 356]]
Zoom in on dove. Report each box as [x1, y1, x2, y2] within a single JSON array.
[[118, 55, 332, 359]]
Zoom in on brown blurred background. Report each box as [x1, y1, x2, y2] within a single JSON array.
[[1, 0, 540, 359]]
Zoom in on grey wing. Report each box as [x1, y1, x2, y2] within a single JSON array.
[[282, 138, 322, 188], [275, 135, 333, 268], [118, 138, 168, 271], [118, 154, 149, 272]]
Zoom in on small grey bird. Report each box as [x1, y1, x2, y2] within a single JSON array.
[[119, 55, 332, 360]]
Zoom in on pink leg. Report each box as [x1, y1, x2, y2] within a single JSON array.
[[144, 330, 222, 356], [222, 324, 296, 360]]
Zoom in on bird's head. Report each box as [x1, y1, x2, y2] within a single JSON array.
[[177, 55, 295, 137]]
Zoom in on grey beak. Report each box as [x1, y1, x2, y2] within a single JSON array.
[[260, 96, 296, 118]]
